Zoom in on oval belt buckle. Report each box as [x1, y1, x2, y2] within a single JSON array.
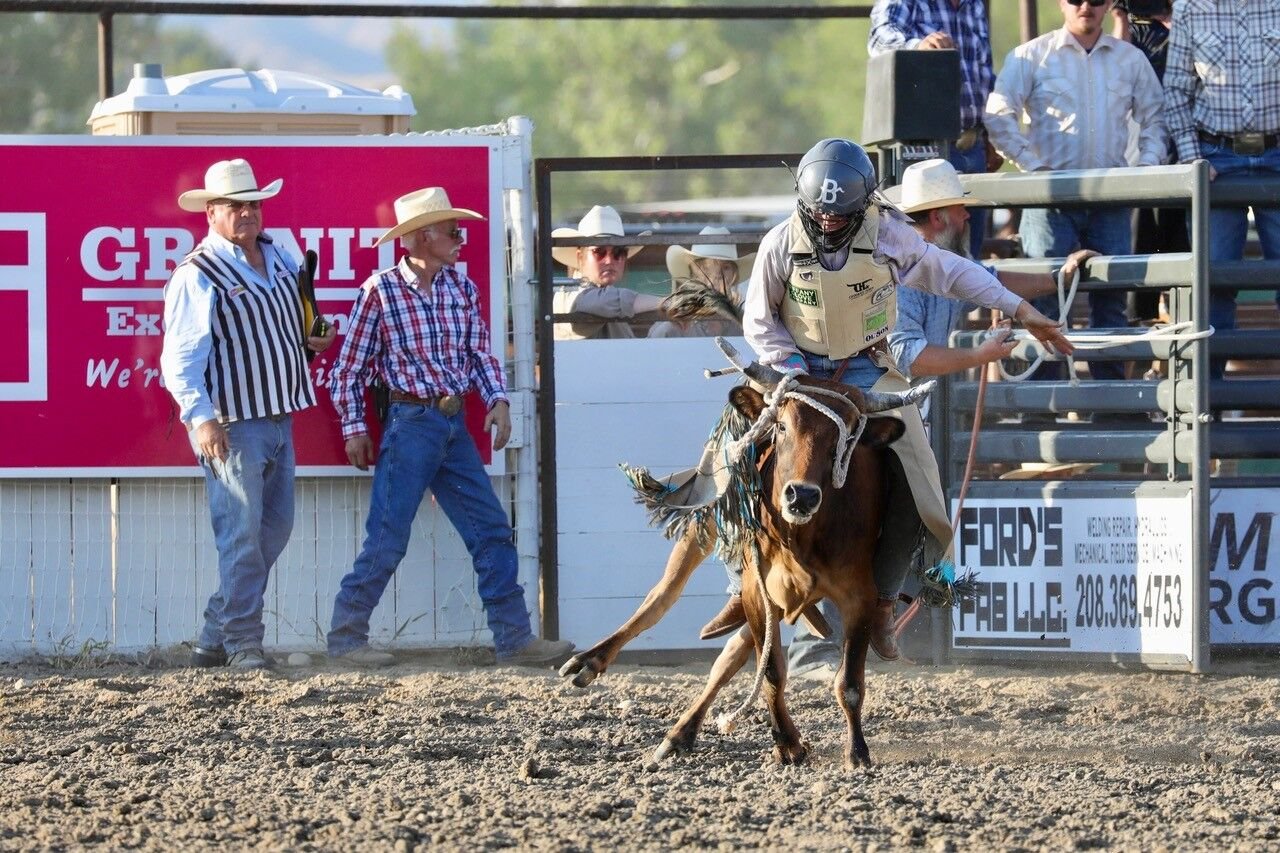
[[438, 395, 463, 416]]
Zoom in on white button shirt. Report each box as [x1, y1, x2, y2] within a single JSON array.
[[985, 29, 1167, 172]]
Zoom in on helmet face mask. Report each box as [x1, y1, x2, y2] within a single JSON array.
[[794, 138, 877, 253]]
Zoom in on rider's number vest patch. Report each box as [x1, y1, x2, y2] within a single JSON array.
[[780, 210, 896, 360]]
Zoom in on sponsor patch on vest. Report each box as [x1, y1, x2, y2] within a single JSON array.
[[863, 306, 888, 339], [786, 283, 819, 307], [799, 271, 815, 281], [847, 277, 873, 293], [871, 283, 894, 305], [793, 255, 819, 267]]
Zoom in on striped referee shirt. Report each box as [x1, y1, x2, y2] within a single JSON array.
[[161, 231, 315, 429], [868, 0, 996, 132], [1164, 0, 1280, 164], [329, 258, 508, 440]]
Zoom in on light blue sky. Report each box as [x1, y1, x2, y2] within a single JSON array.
[[161, 1, 466, 89]]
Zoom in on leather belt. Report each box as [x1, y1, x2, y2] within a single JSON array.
[[390, 390, 463, 416], [1198, 129, 1279, 156], [955, 125, 985, 152]]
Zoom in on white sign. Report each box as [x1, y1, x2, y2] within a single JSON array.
[[952, 493, 1195, 659], [1209, 488, 1279, 645]]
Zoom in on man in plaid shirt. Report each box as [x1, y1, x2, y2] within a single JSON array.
[[1164, 0, 1280, 378], [869, 0, 1000, 258], [326, 186, 574, 667]]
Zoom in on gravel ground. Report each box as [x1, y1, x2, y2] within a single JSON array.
[[0, 652, 1277, 851]]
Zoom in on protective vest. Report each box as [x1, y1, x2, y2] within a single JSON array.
[[780, 208, 896, 360]]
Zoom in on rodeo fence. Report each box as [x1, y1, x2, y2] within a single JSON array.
[[933, 165, 1280, 671]]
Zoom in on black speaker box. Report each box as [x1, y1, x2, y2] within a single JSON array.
[[862, 49, 963, 145]]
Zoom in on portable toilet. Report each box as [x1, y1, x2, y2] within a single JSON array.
[[88, 64, 415, 136]]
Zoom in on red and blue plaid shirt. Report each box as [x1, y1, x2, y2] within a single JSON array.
[[329, 258, 508, 439]]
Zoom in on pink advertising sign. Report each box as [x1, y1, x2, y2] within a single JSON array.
[[0, 138, 504, 476]]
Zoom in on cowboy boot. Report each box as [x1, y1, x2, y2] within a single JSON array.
[[869, 599, 900, 662], [699, 594, 746, 640]]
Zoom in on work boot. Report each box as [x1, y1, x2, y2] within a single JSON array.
[[503, 637, 575, 667], [699, 594, 746, 640], [188, 644, 227, 668], [869, 600, 900, 662], [226, 648, 272, 671]]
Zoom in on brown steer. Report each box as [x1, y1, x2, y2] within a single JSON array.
[[561, 356, 931, 768]]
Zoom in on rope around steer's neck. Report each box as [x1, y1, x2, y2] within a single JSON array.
[[714, 372, 868, 734]]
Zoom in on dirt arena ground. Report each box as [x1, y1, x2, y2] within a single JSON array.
[[0, 650, 1277, 852]]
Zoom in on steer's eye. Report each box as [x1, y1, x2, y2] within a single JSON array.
[[775, 421, 787, 435]]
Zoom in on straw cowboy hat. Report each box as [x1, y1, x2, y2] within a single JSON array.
[[665, 226, 757, 284], [373, 187, 485, 247], [178, 158, 283, 212], [881, 158, 995, 215], [551, 205, 648, 268]]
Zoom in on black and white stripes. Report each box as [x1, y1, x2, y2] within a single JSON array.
[[184, 245, 314, 422]]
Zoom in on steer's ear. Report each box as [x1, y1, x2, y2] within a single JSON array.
[[729, 385, 766, 421], [862, 416, 906, 448]]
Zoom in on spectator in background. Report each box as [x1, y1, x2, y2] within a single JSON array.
[[985, 0, 1166, 383], [1114, 0, 1186, 327], [884, 159, 1098, 395], [1164, 0, 1280, 379], [162, 158, 336, 671], [327, 186, 574, 668], [869, 0, 1001, 259], [648, 226, 755, 338], [551, 205, 664, 340]]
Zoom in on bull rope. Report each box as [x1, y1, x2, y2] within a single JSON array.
[[998, 267, 1214, 382], [713, 370, 867, 735]]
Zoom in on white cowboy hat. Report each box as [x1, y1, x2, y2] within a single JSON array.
[[551, 205, 648, 268], [881, 158, 994, 215], [373, 186, 485, 247], [665, 226, 757, 283], [177, 158, 283, 212]]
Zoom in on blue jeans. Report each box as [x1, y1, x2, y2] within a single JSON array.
[[328, 402, 533, 658], [949, 136, 990, 259], [1020, 206, 1134, 381], [193, 414, 296, 655], [1201, 142, 1280, 379]]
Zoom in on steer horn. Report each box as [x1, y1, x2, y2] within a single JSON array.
[[715, 337, 786, 389], [861, 379, 937, 414]]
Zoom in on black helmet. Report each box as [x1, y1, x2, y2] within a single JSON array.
[[794, 138, 877, 253]]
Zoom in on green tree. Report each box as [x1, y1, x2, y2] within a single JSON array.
[[0, 13, 232, 134]]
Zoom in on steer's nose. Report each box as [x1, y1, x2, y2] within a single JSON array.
[[783, 482, 822, 517]]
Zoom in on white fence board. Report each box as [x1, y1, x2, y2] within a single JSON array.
[[555, 339, 753, 650], [0, 482, 37, 654]]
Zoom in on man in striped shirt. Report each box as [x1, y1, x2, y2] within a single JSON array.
[[869, 0, 1000, 259], [1164, 0, 1280, 379], [162, 158, 335, 671], [326, 187, 574, 668]]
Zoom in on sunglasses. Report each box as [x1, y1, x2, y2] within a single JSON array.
[[429, 226, 464, 240], [587, 246, 629, 261], [1065, 0, 1109, 6], [212, 199, 261, 212]]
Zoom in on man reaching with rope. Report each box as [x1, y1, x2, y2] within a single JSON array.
[[698, 138, 1073, 673]]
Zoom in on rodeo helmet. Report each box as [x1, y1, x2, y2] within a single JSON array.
[[794, 138, 878, 253]]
